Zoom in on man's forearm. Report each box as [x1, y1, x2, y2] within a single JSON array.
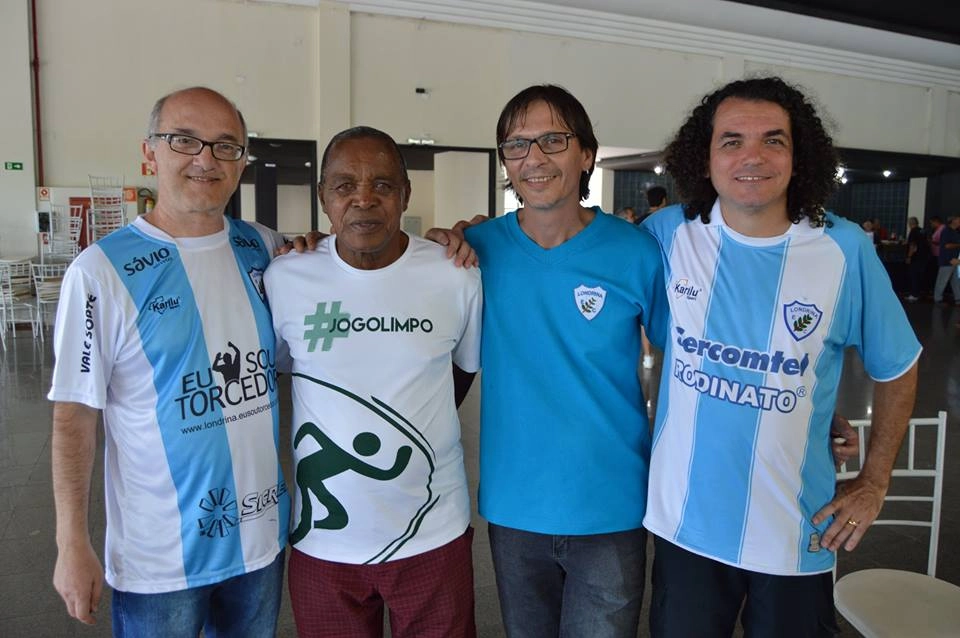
[[860, 362, 918, 487], [52, 402, 99, 547]]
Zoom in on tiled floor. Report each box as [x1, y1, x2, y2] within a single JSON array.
[[1, 301, 957, 637]]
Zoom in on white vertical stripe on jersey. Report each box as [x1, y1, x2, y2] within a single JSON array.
[[649, 219, 722, 540], [740, 230, 843, 572], [180, 244, 279, 573]]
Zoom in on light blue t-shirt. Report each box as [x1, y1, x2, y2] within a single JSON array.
[[467, 208, 668, 535], [642, 203, 921, 575]]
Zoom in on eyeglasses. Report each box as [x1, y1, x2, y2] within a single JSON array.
[[150, 133, 246, 161], [498, 132, 576, 160]]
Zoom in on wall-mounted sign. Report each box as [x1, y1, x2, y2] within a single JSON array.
[[38, 187, 50, 201], [4, 162, 24, 170], [141, 162, 155, 176]]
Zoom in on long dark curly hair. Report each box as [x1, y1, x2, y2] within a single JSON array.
[[665, 76, 838, 227]]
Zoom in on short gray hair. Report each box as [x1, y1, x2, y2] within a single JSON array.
[[146, 87, 247, 147]]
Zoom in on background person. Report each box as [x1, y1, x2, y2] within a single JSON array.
[[933, 216, 960, 304], [904, 216, 929, 302]]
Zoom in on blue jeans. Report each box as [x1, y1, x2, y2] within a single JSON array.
[[111, 550, 285, 638], [488, 523, 646, 638]]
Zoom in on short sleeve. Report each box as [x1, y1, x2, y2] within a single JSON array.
[[452, 270, 483, 373], [47, 263, 121, 408]]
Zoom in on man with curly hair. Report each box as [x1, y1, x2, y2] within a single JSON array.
[[640, 76, 920, 637]]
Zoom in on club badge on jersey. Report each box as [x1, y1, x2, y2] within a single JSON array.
[[574, 285, 607, 320]]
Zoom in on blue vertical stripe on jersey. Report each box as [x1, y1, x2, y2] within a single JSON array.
[[99, 225, 243, 587], [646, 218, 678, 454], [795, 239, 849, 572], [226, 219, 290, 548], [676, 232, 787, 564]]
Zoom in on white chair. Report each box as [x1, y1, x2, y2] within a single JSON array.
[[40, 204, 83, 263], [0, 262, 38, 349], [30, 262, 68, 341], [834, 411, 958, 637], [88, 175, 127, 244]]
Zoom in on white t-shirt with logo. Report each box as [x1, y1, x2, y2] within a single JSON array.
[[48, 215, 290, 593], [264, 234, 482, 563]]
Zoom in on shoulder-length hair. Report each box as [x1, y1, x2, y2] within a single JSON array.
[[665, 76, 838, 227]]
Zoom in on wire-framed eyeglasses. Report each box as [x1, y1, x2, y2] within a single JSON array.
[[498, 132, 576, 160], [150, 133, 246, 161]]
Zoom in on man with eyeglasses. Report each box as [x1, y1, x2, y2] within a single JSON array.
[[49, 86, 290, 637], [443, 84, 669, 637]]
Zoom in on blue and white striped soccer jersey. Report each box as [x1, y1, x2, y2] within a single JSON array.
[[642, 202, 921, 575], [48, 216, 290, 593]]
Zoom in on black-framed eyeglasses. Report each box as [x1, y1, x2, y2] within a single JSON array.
[[498, 132, 576, 160], [150, 133, 246, 161]]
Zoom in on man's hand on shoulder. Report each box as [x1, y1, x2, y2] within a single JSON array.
[[275, 230, 328, 256], [424, 214, 489, 268]]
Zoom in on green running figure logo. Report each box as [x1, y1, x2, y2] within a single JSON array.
[[291, 423, 411, 542], [290, 372, 440, 563]]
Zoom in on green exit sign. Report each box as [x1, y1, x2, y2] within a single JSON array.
[[4, 162, 24, 170]]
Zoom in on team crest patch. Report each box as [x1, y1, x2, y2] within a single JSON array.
[[247, 267, 266, 302], [783, 301, 822, 341], [574, 285, 606, 320]]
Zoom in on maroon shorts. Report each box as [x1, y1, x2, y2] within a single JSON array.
[[289, 527, 476, 638]]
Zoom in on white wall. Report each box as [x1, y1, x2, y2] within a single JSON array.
[[276, 185, 313, 235], [36, 0, 326, 186], [407, 169, 436, 232], [743, 62, 943, 153], [350, 14, 719, 152], [908, 178, 928, 225], [947, 90, 960, 158], [0, 0, 38, 258], [2, 0, 959, 254], [434, 152, 489, 229]]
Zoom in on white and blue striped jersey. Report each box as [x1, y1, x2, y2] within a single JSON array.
[[48, 216, 290, 593], [642, 202, 920, 575]]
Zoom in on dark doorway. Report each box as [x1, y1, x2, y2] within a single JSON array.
[[399, 144, 498, 217], [235, 138, 319, 231]]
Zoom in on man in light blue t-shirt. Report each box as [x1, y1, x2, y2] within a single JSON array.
[[642, 76, 920, 637], [433, 85, 669, 638]]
